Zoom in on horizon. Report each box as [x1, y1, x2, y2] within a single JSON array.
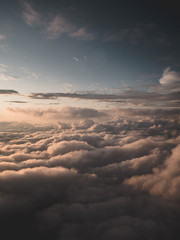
[[0, 1, 180, 239]]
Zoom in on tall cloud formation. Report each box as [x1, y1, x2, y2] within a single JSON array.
[[0, 108, 180, 239]]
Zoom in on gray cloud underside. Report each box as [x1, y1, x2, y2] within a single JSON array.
[[0, 89, 19, 94], [0, 108, 180, 240], [5, 101, 27, 103], [28, 90, 180, 107]]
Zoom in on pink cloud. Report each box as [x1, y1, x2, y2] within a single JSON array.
[[21, 1, 41, 27]]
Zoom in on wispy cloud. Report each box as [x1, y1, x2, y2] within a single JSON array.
[[73, 57, 79, 62], [21, 1, 41, 27], [45, 15, 73, 39], [69, 27, 95, 40], [28, 88, 180, 108], [44, 15, 95, 40], [7, 106, 107, 121], [5, 101, 27, 104], [0, 73, 20, 81], [20, 1, 95, 40], [26, 67, 180, 108]]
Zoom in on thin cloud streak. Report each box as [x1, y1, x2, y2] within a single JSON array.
[[27, 68, 180, 107], [28, 90, 180, 107], [0, 89, 19, 94]]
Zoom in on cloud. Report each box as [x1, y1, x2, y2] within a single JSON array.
[[6, 106, 108, 121], [0, 73, 20, 81], [47, 140, 94, 156], [45, 15, 73, 39], [21, 1, 42, 27], [45, 15, 95, 40], [159, 67, 180, 85], [28, 92, 122, 100], [124, 144, 180, 199], [73, 57, 79, 62], [69, 27, 95, 40], [0, 89, 19, 94], [28, 88, 180, 108], [0, 109, 180, 239], [5, 101, 27, 104], [20, 1, 95, 41]]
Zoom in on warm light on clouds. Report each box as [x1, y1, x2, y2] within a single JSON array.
[[0, 109, 179, 239], [159, 67, 180, 85], [0, 0, 180, 239]]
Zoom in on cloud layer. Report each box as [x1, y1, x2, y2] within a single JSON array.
[[0, 108, 180, 239]]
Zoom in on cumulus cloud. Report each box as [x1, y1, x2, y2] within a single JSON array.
[[0, 108, 180, 239], [160, 67, 180, 85], [124, 144, 180, 199]]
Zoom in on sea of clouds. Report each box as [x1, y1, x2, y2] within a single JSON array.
[[0, 107, 180, 240]]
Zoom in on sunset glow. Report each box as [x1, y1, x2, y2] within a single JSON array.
[[0, 1, 180, 239]]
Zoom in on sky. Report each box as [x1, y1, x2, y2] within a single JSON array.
[[0, 1, 180, 239], [0, 0, 180, 119]]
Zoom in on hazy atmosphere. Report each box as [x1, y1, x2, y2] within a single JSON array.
[[0, 0, 180, 239]]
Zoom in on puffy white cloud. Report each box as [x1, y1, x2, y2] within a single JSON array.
[[160, 67, 180, 85]]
